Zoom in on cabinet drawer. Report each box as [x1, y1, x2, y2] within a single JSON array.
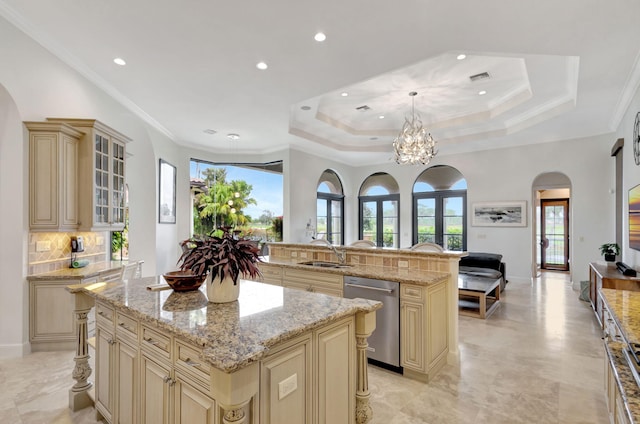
[[401, 284, 424, 301], [175, 339, 210, 390], [283, 268, 342, 287], [260, 265, 283, 278], [115, 311, 138, 340], [96, 302, 114, 325], [141, 325, 171, 359], [99, 269, 123, 282]]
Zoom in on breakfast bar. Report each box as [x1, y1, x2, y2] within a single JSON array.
[[67, 277, 381, 424]]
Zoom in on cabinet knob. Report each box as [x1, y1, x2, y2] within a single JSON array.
[[107, 339, 115, 345]]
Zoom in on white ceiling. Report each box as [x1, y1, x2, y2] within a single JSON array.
[[2, 0, 640, 166]]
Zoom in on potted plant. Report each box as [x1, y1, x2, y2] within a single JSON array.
[[599, 243, 620, 262], [178, 227, 262, 302]]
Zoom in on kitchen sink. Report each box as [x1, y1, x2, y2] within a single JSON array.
[[298, 260, 352, 268]]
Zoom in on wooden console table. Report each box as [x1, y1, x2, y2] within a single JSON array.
[[589, 262, 640, 326]]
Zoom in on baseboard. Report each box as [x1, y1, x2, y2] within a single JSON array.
[[0, 341, 31, 358]]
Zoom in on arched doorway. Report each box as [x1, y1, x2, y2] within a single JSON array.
[[532, 172, 572, 277]]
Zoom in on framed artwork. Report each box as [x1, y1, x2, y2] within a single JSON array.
[[159, 159, 176, 224], [471, 201, 527, 227]]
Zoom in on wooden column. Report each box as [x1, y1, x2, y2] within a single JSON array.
[[68, 290, 95, 411], [211, 363, 259, 424], [355, 311, 376, 424]]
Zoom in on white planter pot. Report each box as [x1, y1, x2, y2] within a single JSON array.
[[206, 273, 240, 303]]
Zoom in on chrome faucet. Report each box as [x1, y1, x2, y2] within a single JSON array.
[[318, 238, 346, 264]]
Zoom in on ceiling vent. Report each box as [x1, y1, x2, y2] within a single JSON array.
[[356, 105, 371, 111], [203, 129, 217, 134], [469, 72, 491, 82]]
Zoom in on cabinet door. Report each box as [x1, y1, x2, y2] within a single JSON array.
[[29, 280, 76, 348], [110, 138, 126, 227], [117, 340, 139, 424], [316, 319, 354, 424], [174, 374, 216, 424], [426, 282, 448, 368], [400, 300, 425, 372], [260, 338, 311, 424], [94, 132, 111, 228], [27, 124, 80, 231], [140, 354, 171, 424], [95, 325, 115, 423]]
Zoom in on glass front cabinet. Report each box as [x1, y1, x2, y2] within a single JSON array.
[[47, 119, 130, 231]]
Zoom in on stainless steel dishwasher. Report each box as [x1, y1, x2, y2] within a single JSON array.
[[343, 276, 400, 370]]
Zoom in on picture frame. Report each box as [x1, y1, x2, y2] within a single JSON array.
[[159, 159, 176, 224], [471, 201, 527, 227]]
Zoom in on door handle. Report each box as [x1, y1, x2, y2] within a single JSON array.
[[344, 283, 393, 293]]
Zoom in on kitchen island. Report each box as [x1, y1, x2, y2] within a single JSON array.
[[66, 277, 380, 424]]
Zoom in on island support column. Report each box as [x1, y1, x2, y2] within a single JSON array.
[[355, 310, 376, 424], [68, 290, 95, 411], [211, 362, 259, 424]]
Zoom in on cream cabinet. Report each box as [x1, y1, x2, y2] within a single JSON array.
[[29, 267, 134, 351], [25, 121, 83, 231], [282, 268, 343, 297], [259, 335, 312, 424], [258, 264, 283, 286], [95, 304, 140, 424], [400, 280, 448, 382], [46, 118, 130, 231]]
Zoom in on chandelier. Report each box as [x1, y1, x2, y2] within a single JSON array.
[[392, 91, 437, 165]]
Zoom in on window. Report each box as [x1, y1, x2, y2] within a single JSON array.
[[359, 172, 400, 247], [189, 159, 283, 241], [317, 170, 344, 245], [413, 166, 467, 251]]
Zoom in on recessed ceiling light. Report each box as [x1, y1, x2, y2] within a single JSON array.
[[301, 105, 311, 110], [478, 90, 487, 95], [113, 57, 126, 66], [314, 32, 326, 42], [256, 62, 268, 70], [378, 115, 385, 119], [341, 92, 348, 97], [227, 133, 240, 140], [457, 54, 466, 60]]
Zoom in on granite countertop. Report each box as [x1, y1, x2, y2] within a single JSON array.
[[605, 341, 640, 423], [69, 277, 381, 373], [601, 288, 640, 346], [261, 257, 450, 286], [27, 261, 128, 281]]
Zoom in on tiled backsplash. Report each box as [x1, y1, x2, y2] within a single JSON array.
[[28, 232, 109, 274], [268, 243, 460, 273]]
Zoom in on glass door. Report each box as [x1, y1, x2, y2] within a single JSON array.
[[541, 199, 569, 271]]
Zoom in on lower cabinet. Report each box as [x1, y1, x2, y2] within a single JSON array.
[[93, 298, 356, 424], [400, 280, 448, 382], [282, 268, 343, 297], [604, 350, 632, 424], [95, 304, 139, 424]]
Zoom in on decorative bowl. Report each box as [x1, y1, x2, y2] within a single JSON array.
[[162, 270, 206, 292]]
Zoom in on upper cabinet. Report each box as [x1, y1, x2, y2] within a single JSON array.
[[25, 121, 83, 231], [26, 119, 131, 232]]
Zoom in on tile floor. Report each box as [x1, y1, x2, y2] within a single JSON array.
[[0, 272, 609, 423]]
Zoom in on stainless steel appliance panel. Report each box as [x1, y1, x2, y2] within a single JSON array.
[[343, 276, 400, 367]]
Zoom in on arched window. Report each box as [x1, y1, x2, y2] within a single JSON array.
[[413, 165, 467, 251], [317, 170, 344, 245], [359, 172, 400, 247]]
